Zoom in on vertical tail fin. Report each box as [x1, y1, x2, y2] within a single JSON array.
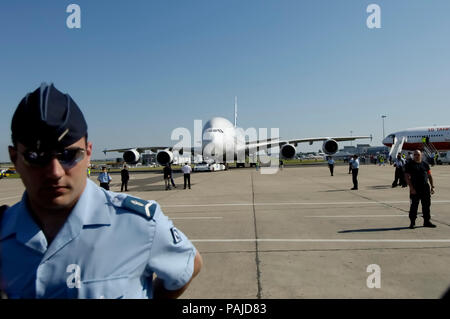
[[234, 96, 237, 128]]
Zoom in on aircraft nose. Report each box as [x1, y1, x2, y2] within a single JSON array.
[[203, 142, 214, 157], [203, 141, 223, 158], [203, 135, 224, 158]]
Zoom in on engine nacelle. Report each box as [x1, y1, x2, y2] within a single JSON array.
[[123, 149, 140, 164], [280, 144, 296, 159], [156, 150, 174, 166], [322, 139, 338, 155]]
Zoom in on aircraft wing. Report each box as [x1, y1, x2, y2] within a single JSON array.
[[246, 135, 372, 151], [103, 146, 202, 156], [103, 146, 170, 155], [245, 137, 280, 145]]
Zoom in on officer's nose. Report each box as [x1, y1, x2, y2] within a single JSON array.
[[44, 157, 66, 180]]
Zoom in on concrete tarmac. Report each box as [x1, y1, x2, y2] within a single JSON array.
[[1, 163, 450, 298]]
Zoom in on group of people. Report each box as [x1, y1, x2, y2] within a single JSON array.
[[327, 154, 360, 190], [392, 153, 407, 188], [96, 162, 193, 192], [163, 163, 192, 190], [97, 165, 129, 192], [327, 151, 436, 229]]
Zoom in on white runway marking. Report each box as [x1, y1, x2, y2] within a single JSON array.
[[191, 239, 450, 243], [163, 200, 450, 208]]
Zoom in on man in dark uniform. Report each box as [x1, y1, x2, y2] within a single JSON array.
[[120, 164, 129, 192], [404, 150, 436, 229], [163, 164, 172, 190], [168, 163, 177, 188]]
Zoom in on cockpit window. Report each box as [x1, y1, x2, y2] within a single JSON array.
[[207, 128, 224, 133]]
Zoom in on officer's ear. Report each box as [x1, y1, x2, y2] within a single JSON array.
[[83, 135, 92, 159], [86, 141, 92, 157], [8, 146, 18, 165]]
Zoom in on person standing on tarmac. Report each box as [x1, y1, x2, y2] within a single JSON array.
[[404, 150, 437, 229], [0, 83, 202, 299], [350, 154, 359, 190], [181, 163, 192, 189], [392, 153, 407, 188], [327, 156, 335, 176], [163, 164, 172, 190], [169, 163, 177, 188], [121, 164, 129, 192], [97, 166, 112, 190]]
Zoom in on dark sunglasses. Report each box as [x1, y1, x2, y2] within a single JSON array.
[[21, 147, 86, 169]]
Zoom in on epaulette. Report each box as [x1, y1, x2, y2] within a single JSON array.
[[121, 197, 157, 220]]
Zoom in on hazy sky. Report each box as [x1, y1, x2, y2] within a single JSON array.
[[1, 0, 449, 161]]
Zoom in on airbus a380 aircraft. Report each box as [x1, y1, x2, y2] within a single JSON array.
[[104, 120, 371, 167], [104, 100, 371, 166], [382, 126, 450, 157]]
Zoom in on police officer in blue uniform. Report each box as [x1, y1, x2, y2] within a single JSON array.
[[97, 166, 112, 190], [0, 83, 202, 298], [327, 156, 335, 176]]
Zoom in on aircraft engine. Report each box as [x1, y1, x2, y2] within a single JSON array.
[[280, 144, 296, 159], [322, 139, 339, 155], [123, 149, 140, 164], [156, 150, 174, 166]]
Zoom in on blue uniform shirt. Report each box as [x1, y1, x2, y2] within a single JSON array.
[[0, 179, 196, 298], [97, 172, 111, 183]]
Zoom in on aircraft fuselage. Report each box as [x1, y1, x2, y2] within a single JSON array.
[[382, 126, 450, 151]]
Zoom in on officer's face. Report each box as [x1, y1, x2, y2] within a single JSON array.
[[9, 138, 92, 211]]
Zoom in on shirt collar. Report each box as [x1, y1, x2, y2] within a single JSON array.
[[0, 179, 111, 243], [41, 179, 112, 262], [0, 193, 48, 253], [71, 179, 112, 227]]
